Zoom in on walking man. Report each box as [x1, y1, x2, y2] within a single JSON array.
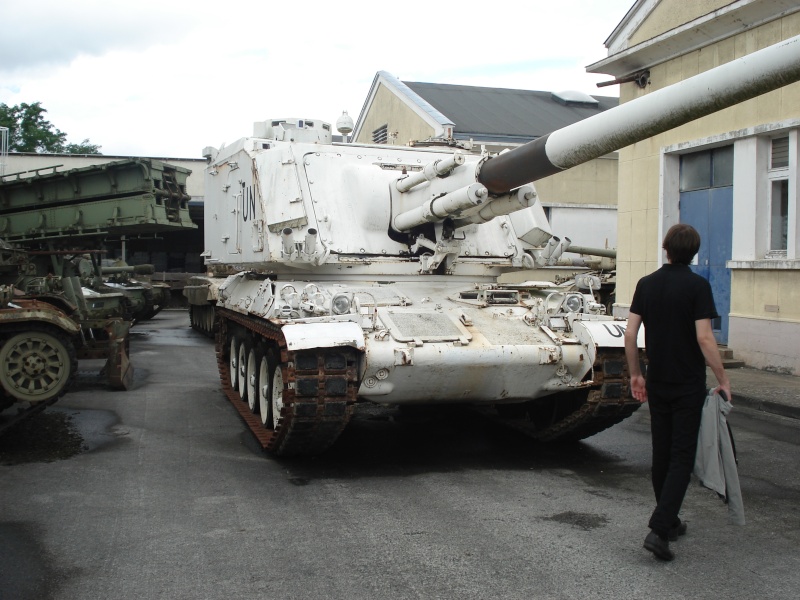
[[624, 223, 732, 561]]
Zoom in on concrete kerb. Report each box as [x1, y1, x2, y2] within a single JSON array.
[[708, 366, 800, 421]]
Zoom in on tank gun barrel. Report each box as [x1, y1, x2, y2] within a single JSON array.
[[478, 34, 800, 195], [394, 183, 489, 231], [101, 264, 155, 275], [565, 245, 616, 259]]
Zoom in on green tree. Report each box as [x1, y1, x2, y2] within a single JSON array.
[[64, 139, 103, 154], [0, 102, 101, 154]]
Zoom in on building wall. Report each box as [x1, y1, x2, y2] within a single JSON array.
[[546, 205, 617, 251], [354, 84, 435, 146], [629, 0, 731, 46], [615, 7, 800, 372], [534, 154, 618, 208], [729, 269, 800, 372]]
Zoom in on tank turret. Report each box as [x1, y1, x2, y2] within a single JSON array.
[[186, 35, 800, 456]]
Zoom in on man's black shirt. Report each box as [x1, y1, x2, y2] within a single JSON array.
[[630, 263, 718, 392]]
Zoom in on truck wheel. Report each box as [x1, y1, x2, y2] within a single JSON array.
[[0, 327, 77, 403]]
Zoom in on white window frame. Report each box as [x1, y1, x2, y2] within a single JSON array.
[[660, 120, 800, 269]]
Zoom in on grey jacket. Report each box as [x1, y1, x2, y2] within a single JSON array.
[[693, 390, 746, 525]]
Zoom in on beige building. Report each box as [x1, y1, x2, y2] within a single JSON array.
[[352, 71, 621, 252], [589, 0, 800, 373]]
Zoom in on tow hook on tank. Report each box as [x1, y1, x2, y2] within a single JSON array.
[[556, 363, 574, 384]]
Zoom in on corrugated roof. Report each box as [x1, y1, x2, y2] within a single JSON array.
[[403, 81, 618, 141]]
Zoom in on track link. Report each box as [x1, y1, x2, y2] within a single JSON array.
[[488, 348, 642, 442], [215, 308, 359, 456]]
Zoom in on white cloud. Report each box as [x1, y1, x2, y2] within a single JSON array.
[[1, 0, 634, 157]]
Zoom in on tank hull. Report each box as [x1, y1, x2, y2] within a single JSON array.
[[190, 272, 643, 455]]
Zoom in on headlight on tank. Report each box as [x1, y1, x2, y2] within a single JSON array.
[[331, 293, 352, 315], [564, 294, 583, 313]]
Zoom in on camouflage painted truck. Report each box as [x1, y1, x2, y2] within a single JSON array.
[[184, 35, 800, 456]]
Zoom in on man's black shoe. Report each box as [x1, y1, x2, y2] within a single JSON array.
[[644, 531, 675, 561], [669, 521, 687, 541]]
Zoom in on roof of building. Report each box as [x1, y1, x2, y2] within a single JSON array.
[[402, 80, 618, 143]]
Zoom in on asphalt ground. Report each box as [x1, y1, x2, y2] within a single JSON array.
[[1, 310, 799, 600]]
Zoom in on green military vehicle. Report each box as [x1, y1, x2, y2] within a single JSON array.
[[0, 242, 132, 435], [0, 157, 196, 434]]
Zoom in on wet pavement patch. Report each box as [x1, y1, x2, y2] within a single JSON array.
[[0, 410, 85, 465], [543, 511, 609, 531], [0, 522, 59, 600]]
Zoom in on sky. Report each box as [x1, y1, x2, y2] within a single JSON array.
[[0, 0, 635, 159]]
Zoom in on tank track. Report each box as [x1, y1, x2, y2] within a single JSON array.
[[487, 349, 642, 442], [215, 308, 359, 456]]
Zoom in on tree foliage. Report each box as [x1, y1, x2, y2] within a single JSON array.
[[0, 102, 101, 154]]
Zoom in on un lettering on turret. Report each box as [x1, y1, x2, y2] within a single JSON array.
[[241, 184, 257, 222]]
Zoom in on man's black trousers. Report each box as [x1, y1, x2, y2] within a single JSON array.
[[647, 386, 706, 538]]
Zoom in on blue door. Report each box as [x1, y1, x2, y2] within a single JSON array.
[[679, 186, 733, 343]]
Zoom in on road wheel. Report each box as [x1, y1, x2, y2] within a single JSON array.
[[206, 307, 215, 334], [228, 335, 239, 390], [246, 346, 260, 414], [0, 327, 77, 403], [237, 338, 250, 403], [271, 360, 285, 430], [258, 352, 273, 427]]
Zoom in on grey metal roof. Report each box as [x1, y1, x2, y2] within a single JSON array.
[[403, 81, 618, 142], [378, 71, 454, 129]]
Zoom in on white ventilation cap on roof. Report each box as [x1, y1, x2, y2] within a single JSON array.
[[551, 90, 599, 106]]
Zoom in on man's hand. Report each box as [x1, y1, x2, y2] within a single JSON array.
[[630, 374, 648, 403], [713, 382, 732, 404], [624, 312, 647, 403]]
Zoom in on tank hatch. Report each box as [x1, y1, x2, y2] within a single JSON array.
[[377, 309, 471, 344]]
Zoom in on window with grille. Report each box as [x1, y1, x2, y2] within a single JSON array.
[[767, 136, 790, 255]]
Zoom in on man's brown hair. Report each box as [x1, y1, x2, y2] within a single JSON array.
[[662, 224, 701, 265]]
